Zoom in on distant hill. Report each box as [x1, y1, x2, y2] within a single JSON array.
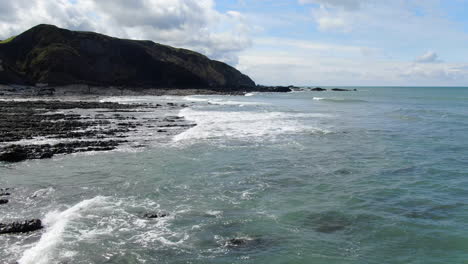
[[0, 24, 257, 92]]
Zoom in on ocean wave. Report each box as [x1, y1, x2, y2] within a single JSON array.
[[18, 196, 108, 264], [183, 95, 268, 106], [173, 108, 331, 142]]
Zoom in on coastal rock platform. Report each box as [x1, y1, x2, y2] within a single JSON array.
[[0, 99, 195, 162]]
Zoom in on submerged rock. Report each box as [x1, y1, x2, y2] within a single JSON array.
[[0, 219, 43, 234], [307, 211, 352, 233], [224, 237, 265, 249], [315, 224, 346, 233], [143, 212, 168, 219], [0, 199, 8, 204]]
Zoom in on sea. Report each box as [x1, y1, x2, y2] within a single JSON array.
[[1, 87, 467, 264]]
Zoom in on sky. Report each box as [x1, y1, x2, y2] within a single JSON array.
[[2, 0, 468, 86]]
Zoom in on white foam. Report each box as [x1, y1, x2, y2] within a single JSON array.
[[183, 95, 267, 106], [313, 97, 324, 101], [18, 196, 108, 264], [173, 108, 330, 142]]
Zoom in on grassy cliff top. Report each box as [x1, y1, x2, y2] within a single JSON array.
[[0, 36, 15, 44]]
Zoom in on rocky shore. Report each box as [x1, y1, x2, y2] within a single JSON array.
[[0, 99, 194, 162], [0, 98, 196, 238]]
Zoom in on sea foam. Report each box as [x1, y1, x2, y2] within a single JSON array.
[[173, 107, 331, 142], [18, 196, 108, 264]]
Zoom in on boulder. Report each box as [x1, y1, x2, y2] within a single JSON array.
[[0, 219, 43, 234]]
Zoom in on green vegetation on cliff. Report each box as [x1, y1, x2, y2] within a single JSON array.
[[0, 36, 15, 44]]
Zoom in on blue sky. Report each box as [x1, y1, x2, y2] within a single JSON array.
[[212, 0, 468, 86], [2, 0, 468, 86]]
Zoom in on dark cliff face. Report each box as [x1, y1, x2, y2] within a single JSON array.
[[0, 24, 255, 90]]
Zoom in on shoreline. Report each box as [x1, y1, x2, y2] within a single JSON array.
[[0, 84, 292, 97], [0, 98, 195, 163]]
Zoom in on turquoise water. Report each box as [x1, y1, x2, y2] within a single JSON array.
[[1, 87, 468, 263]]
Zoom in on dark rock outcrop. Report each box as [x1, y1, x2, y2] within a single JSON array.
[[224, 238, 265, 249], [0, 24, 255, 93], [331, 88, 357, 91], [0, 147, 28, 162], [311, 87, 327, 91], [0, 141, 124, 162], [0, 219, 43, 234], [0, 199, 8, 205], [143, 212, 168, 219], [255, 85, 294, 93]]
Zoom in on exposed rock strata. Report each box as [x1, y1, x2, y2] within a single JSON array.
[[0, 100, 195, 162]]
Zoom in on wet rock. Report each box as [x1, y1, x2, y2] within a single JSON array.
[[0, 192, 10, 196], [255, 85, 293, 93], [0, 147, 28, 162], [0, 199, 8, 204], [0, 100, 194, 161], [0, 140, 125, 162], [224, 237, 264, 249], [143, 212, 168, 219], [0, 219, 43, 234], [39, 152, 54, 159], [331, 88, 356, 91], [311, 87, 327, 91], [226, 238, 248, 246]]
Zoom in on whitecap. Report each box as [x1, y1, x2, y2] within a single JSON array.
[[173, 108, 331, 142], [18, 196, 108, 264]]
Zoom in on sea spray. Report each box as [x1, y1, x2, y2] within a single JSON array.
[[18, 196, 108, 264]]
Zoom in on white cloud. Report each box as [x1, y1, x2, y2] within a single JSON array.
[[238, 38, 468, 86], [415, 51, 441, 63], [312, 7, 352, 32], [400, 64, 467, 82], [300, 0, 468, 43], [299, 0, 364, 11], [0, 0, 253, 66]]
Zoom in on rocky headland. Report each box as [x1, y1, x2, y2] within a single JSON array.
[[0, 24, 294, 95]]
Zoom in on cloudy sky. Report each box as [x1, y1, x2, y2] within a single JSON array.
[[2, 0, 468, 86]]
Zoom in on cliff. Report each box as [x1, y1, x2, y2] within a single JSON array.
[[0, 24, 256, 92]]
